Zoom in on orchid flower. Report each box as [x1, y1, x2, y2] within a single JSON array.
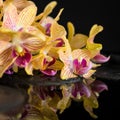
[[58, 38, 93, 80], [67, 22, 110, 63], [0, 3, 46, 77], [25, 21, 66, 76]]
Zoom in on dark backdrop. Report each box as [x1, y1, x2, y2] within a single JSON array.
[[33, 0, 119, 120], [33, 0, 119, 54]]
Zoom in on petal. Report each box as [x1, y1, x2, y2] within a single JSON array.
[[73, 59, 80, 71], [55, 38, 64, 47], [60, 65, 76, 80], [88, 24, 103, 43], [72, 83, 91, 98], [78, 61, 92, 75], [13, 0, 35, 12], [41, 69, 57, 76], [0, 47, 12, 65], [91, 80, 108, 93], [83, 94, 98, 118], [57, 86, 71, 113], [0, 58, 16, 78], [48, 60, 63, 70], [79, 83, 91, 97], [25, 62, 33, 75], [72, 49, 91, 60], [17, 4, 37, 29], [51, 21, 66, 39], [0, 40, 11, 54], [58, 46, 72, 66], [83, 70, 96, 79], [32, 54, 45, 70], [67, 22, 75, 41], [2, 3, 18, 30], [22, 37, 45, 52], [23, 27, 46, 41], [45, 23, 51, 36], [54, 8, 64, 21], [15, 51, 31, 67], [86, 42, 102, 58], [81, 59, 87, 67], [70, 34, 88, 49], [92, 54, 110, 63], [41, 1, 57, 21]]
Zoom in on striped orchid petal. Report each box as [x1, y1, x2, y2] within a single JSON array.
[[0, 40, 11, 54], [60, 65, 76, 80], [13, 0, 35, 12], [0, 47, 12, 65], [16, 4, 37, 29], [0, 57, 16, 77], [72, 49, 91, 60], [2, 3, 18, 30], [22, 37, 45, 52]]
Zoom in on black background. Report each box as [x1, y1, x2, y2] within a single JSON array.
[[33, 0, 119, 120]]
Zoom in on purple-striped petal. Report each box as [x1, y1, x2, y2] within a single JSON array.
[[81, 59, 87, 67], [79, 83, 91, 97], [73, 59, 80, 72], [45, 23, 51, 36], [15, 51, 31, 67], [78, 61, 92, 75], [55, 38, 64, 47], [72, 83, 91, 98], [92, 54, 110, 63], [41, 69, 57, 76], [91, 80, 108, 93], [73, 59, 92, 75]]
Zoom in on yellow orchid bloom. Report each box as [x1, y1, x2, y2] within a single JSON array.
[[25, 21, 66, 76], [58, 38, 92, 80], [67, 22, 103, 59], [0, 3, 46, 77]]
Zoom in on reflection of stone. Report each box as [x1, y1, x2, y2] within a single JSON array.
[[0, 114, 10, 120], [94, 64, 120, 81], [0, 85, 28, 113]]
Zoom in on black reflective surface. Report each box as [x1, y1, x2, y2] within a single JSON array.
[[0, 85, 28, 113]]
